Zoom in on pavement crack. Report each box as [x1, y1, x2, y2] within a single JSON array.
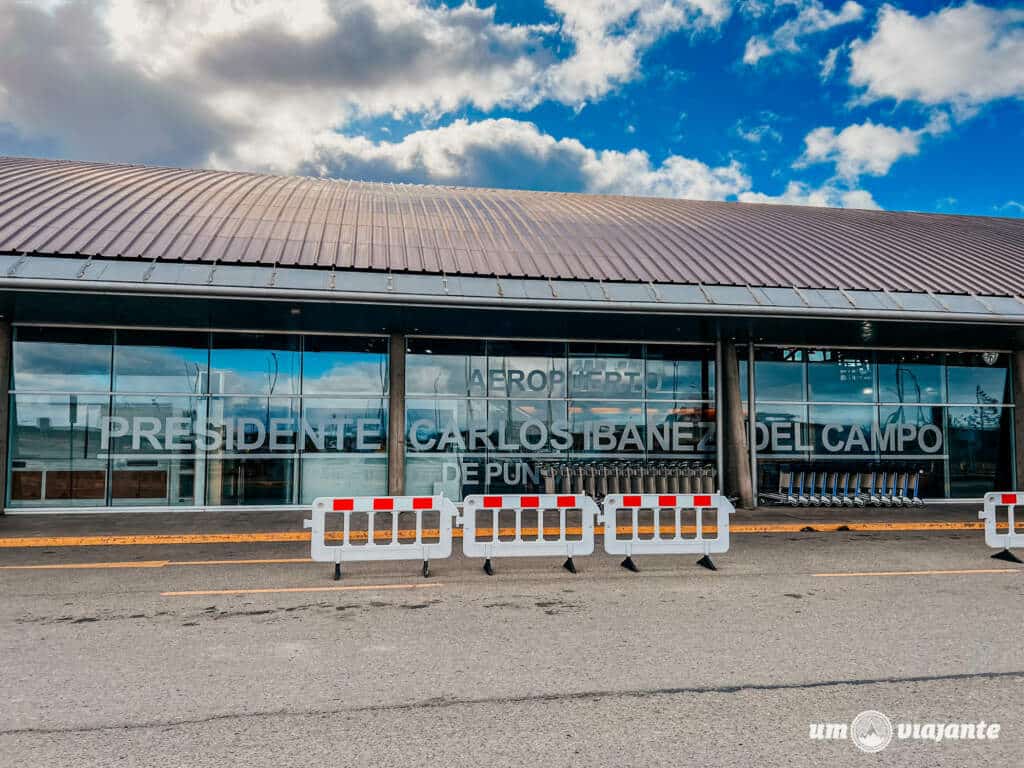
[[3, 669, 1021, 738]]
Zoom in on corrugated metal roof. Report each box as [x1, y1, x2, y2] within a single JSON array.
[[0, 155, 1022, 297]]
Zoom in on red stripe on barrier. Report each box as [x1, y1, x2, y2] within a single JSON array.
[[333, 499, 354, 511], [483, 496, 503, 508], [373, 498, 394, 511], [557, 495, 576, 508], [412, 497, 433, 510], [694, 495, 712, 507], [622, 495, 642, 507], [1001, 493, 1018, 505], [520, 495, 540, 508], [658, 495, 676, 507]]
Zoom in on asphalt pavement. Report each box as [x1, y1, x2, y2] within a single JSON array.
[[0, 526, 1021, 767]]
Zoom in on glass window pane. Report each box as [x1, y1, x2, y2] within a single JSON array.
[[947, 405, 1013, 497], [568, 344, 644, 399], [205, 396, 299, 505], [645, 345, 714, 401], [300, 398, 387, 453], [210, 333, 299, 395], [754, 348, 804, 402], [405, 398, 487, 454], [13, 327, 112, 392], [808, 404, 877, 458], [300, 456, 386, 502], [946, 352, 1009, 405], [106, 394, 203, 507], [487, 399, 569, 455], [405, 455, 485, 498], [807, 349, 874, 403], [754, 404, 809, 458], [302, 336, 388, 395], [569, 400, 646, 455], [406, 339, 485, 396], [9, 394, 109, 507], [877, 352, 944, 404], [484, 341, 566, 398], [113, 330, 208, 394], [645, 402, 715, 456]]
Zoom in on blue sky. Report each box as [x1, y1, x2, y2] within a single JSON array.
[[0, 0, 1021, 217]]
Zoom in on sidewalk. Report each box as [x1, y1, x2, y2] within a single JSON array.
[[0, 502, 985, 545]]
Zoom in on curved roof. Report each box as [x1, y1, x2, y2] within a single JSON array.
[[0, 155, 1022, 298]]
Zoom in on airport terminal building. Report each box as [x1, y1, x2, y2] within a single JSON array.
[[0, 155, 1021, 515]]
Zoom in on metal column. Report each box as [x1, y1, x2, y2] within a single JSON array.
[[387, 333, 406, 495], [0, 320, 8, 514], [715, 336, 724, 494], [748, 341, 757, 506]]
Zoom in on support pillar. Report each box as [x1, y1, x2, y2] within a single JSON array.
[[722, 341, 753, 509], [387, 333, 406, 495], [1013, 350, 1024, 488], [0, 320, 9, 514]]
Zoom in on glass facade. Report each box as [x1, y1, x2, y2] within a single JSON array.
[[4, 327, 1015, 509], [743, 348, 1014, 500], [404, 339, 716, 499], [8, 328, 388, 508]]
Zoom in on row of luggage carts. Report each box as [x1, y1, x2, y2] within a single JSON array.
[[536, 460, 716, 499], [763, 465, 926, 508]]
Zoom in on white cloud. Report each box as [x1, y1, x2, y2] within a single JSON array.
[[743, 0, 864, 65], [296, 118, 752, 201], [0, 0, 731, 170], [796, 115, 949, 180], [819, 45, 841, 81], [849, 3, 1024, 113], [739, 181, 880, 209], [735, 120, 782, 144], [544, 0, 732, 105]]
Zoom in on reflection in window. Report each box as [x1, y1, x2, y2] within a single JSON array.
[[113, 331, 207, 394], [645, 403, 715, 456], [406, 339, 486, 396], [646, 345, 714, 401], [210, 333, 299, 395], [301, 399, 387, 453], [302, 336, 388, 395], [485, 341, 567, 398], [754, 348, 804, 402], [877, 352, 943, 404], [405, 398, 487, 453], [13, 327, 113, 392], [569, 344, 644, 399], [9, 394, 110, 507], [947, 405, 1013, 497], [946, 352, 1009, 405], [809, 404, 876, 457], [807, 349, 874, 403], [569, 401, 646, 454], [487, 399, 568, 454]]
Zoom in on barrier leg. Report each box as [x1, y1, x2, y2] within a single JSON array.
[[333, 562, 341, 581], [563, 557, 577, 574], [422, 560, 430, 578], [621, 556, 639, 572], [696, 555, 716, 571], [484, 558, 494, 576], [992, 549, 1023, 563]]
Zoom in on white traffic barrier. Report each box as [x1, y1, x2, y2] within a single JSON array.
[[459, 493, 598, 574], [600, 493, 735, 571], [979, 492, 1024, 563], [305, 495, 458, 579]]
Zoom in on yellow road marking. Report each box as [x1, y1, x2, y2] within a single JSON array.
[[0, 520, 995, 549], [0, 560, 170, 570], [161, 582, 443, 597], [170, 558, 311, 566], [815, 568, 1021, 577]]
